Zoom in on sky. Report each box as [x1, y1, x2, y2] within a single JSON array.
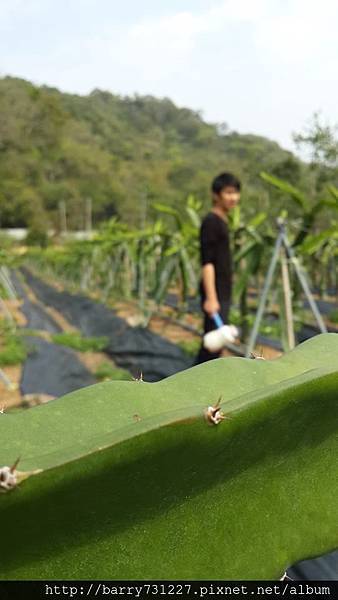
[[1, 0, 337, 153]]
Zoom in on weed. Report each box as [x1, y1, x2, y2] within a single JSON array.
[[0, 320, 27, 366], [328, 308, 338, 324], [94, 362, 132, 381], [51, 332, 109, 352], [177, 338, 201, 356]]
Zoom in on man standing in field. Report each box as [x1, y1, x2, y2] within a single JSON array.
[[195, 172, 241, 364]]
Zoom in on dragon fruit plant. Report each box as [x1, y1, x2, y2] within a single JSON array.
[[0, 333, 337, 579]]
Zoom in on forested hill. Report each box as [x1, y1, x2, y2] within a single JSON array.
[[0, 76, 304, 229]]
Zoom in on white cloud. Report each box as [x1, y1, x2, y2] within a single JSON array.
[[81, 1, 257, 84], [119, 1, 266, 68], [0, 0, 48, 31], [83, 0, 338, 83], [254, 0, 338, 63], [1, 0, 337, 150]]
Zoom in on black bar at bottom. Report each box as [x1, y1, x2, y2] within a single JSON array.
[[0, 580, 337, 600]]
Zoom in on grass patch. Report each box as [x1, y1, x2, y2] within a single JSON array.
[[177, 338, 201, 356], [0, 320, 27, 366], [0, 283, 11, 300], [51, 332, 109, 352], [328, 308, 338, 324], [19, 328, 46, 338], [94, 362, 132, 381]]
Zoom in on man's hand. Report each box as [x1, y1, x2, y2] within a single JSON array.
[[203, 298, 220, 316]]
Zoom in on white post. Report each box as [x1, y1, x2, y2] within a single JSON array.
[[59, 201, 67, 234], [85, 198, 92, 232], [280, 245, 295, 349]]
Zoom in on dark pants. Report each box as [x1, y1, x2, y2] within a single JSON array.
[[194, 297, 231, 364]]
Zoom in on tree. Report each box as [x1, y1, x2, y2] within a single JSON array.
[[293, 112, 338, 168]]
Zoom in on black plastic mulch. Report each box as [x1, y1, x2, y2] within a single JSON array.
[[20, 268, 193, 382], [303, 297, 337, 316], [288, 549, 338, 581], [12, 272, 62, 335], [11, 272, 96, 397], [20, 336, 96, 397]]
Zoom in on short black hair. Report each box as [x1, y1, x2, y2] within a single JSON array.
[[211, 172, 241, 194]]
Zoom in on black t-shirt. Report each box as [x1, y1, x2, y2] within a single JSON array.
[[199, 211, 232, 300]]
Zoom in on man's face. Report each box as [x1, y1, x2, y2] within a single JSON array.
[[217, 186, 240, 211]]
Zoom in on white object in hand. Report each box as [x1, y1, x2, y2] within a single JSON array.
[[203, 324, 239, 352], [0, 466, 18, 491]]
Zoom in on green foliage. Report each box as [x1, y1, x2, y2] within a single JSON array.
[[0, 233, 15, 251], [328, 185, 338, 200], [260, 172, 307, 210], [25, 225, 49, 248], [298, 226, 338, 255], [19, 328, 45, 338], [0, 343, 27, 367], [270, 156, 302, 185], [94, 362, 133, 381], [0, 320, 27, 366], [51, 332, 109, 352], [0, 334, 337, 579], [293, 111, 338, 168], [328, 308, 338, 324], [24, 193, 201, 316], [260, 172, 338, 250], [260, 316, 302, 342], [0, 76, 307, 229], [176, 338, 201, 356]]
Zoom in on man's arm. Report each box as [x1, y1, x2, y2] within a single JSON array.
[[202, 263, 220, 316], [200, 217, 220, 316]]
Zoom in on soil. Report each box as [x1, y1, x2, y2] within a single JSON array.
[[0, 364, 22, 410], [77, 350, 116, 374]]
